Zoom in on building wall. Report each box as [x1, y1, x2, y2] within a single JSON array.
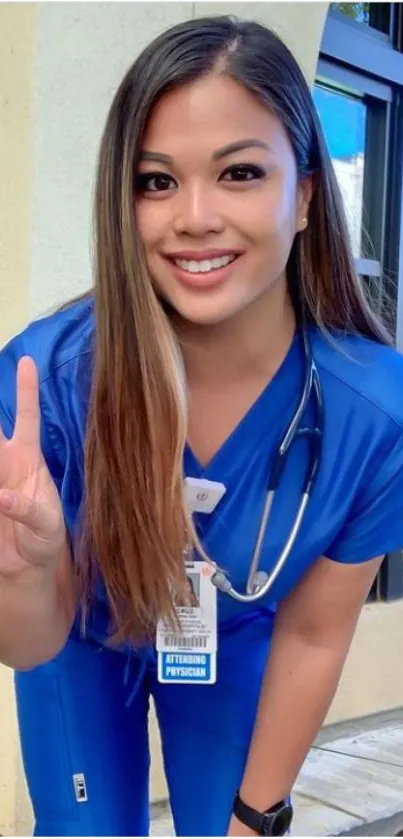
[[0, 2, 402, 833], [0, 4, 36, 834]]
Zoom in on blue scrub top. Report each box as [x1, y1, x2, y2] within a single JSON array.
[[1, 297, 403, 640]]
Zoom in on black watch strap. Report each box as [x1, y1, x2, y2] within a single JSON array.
[[233, 792, 293, 836], [234, 794, 266, 833]]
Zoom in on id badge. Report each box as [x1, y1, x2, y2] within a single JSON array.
[[156, 561, 217, 685]]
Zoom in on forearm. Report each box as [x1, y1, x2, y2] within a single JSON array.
[[0, 541, 76, 670], [240, 629, 350, 809]]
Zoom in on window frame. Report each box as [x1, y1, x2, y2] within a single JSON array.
[[316, 3, 403, 600], [315, 62, 389, 272], [322, 7, 402, 82], [329, 3, 393, 39]]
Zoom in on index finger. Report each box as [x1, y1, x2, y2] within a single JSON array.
[[13, 356, 41, 448]]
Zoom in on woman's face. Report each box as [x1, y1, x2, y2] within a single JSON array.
[[135, 73, 311, 326]]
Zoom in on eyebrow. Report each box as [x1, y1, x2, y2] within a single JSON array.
[[213, 139, 272, 160], [139, 139, 272, 165]]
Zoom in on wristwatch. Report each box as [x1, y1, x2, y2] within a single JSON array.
[[233, 792, 293, 836]]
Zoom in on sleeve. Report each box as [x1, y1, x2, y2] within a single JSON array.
[[326, 423, 403, 563], [0, 334, 23, 439], [0, 333, 60, 484]]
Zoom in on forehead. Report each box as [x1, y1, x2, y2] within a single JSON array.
[[141, 74, 289, 157]]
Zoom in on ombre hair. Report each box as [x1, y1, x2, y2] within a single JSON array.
[[73, 16, 391, 644]]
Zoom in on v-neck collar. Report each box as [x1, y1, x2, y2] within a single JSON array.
[[184, 330, 304, 479]]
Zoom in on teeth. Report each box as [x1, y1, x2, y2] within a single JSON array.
[[174, 254, 236, 273]]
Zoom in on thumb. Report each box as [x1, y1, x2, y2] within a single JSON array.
[[0, 489, 58, 538]]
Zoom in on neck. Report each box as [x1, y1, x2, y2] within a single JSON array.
[[172, 280, 296, 388]]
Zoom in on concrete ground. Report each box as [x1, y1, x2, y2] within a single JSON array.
[[150, 710, 403, 836]]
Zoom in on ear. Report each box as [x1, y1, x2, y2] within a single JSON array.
[[295, 176, 313, 233]]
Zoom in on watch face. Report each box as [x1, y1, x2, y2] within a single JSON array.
[[262, 805, 293, 836]]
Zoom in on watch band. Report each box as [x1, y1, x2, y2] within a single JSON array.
[[234, 793, 266, 833], [233, 792, 293, 836]]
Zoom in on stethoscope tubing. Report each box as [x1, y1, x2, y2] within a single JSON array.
[[211, 325, 324, 602]]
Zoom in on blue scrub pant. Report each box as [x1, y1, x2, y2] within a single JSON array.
[[15, 612, 274, 837]]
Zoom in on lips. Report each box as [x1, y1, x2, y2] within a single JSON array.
[[163, 249, 242, 290], [164, 249, 243, 261], [163, 249, 243, 277], [173, 254, 237, 274]]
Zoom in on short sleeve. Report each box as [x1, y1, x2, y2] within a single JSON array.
[[326, 424, 403, 563]]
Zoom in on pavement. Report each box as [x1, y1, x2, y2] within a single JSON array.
[[150, 711, 403, 836]]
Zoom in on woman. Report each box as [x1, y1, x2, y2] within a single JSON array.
[[0, 15, 403, 838], [174, 574, 200, 608]]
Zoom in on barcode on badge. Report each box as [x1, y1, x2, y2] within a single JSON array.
[[163, 635, 208, 648]]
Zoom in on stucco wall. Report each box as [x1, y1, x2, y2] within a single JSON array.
[[0, 4, 36, 834]]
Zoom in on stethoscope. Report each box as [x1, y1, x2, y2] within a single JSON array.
[[211, 323, 324, 603]]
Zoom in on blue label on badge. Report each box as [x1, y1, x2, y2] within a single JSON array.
[[160, 651, 212, 682]]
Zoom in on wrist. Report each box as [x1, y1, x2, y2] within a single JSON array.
[[233, 792, 293, 837], [239, 785, 283, 813], [1, 562, 56, 591], [1, 540, 70, 592], [240, 772, 292, 812]]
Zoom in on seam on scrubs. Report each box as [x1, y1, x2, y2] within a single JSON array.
[[123, 647, 157, 707], [124, 653, 147, 707], [315, 359, 403, 429], [38, 349, 93, 388]]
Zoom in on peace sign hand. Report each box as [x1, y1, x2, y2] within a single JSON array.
[[0, 357, 67, 579]]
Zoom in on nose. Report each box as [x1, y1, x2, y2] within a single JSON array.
[[173, 182, 225, 237]]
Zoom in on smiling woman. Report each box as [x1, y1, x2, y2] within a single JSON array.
[[0, 13, 403, 839], [135, 77, 308, 327]]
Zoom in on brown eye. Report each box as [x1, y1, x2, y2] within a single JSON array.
[[221, 164, 266, 182], [136, 173, 176, 192]]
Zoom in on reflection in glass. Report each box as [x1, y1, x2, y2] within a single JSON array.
[[313, 85, 366, 258], [331, 3, 370, 24], [330, 3, 390, 34]]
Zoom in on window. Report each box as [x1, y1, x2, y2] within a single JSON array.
[[313, 84, 366, 259], [330, 3, 391, 35], [315, 3, 403, 600], [313, 61, 391, 320]]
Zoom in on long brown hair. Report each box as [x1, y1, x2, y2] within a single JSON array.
[[76, 16, 391, 645]]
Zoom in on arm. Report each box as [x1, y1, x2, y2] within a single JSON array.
[[0, 353, 78, 670], [228, 554, 382, 835], [0, 538, 77, 671]]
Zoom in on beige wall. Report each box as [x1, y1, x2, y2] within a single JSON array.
[[0, 2, 35, 340], [328, 600, 403, 724], [1, 1, 402, 833], [0, 3, 36, 834]]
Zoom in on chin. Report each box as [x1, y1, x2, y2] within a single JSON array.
[[170, 299, 243, 326]]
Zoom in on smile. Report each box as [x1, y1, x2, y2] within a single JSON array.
[[172, 254, 237, 274], [163, 249, 244, 290]]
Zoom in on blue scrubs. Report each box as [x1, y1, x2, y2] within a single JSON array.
[[1, 297, 403, 836]]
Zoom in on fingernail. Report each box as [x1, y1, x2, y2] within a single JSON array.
[[0, 491, 13, 510]]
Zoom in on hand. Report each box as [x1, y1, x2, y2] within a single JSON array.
[[227, 814, 258, 837], [0, 356, 66, 578]]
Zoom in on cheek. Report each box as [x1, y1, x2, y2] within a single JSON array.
[[135, 200, 167, 251], [257, 182, 299, 253], [267, 175, 298, 226], [240, 179, 298, 242]]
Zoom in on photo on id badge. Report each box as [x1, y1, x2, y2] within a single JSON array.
[[174, 572, 200, 608]]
